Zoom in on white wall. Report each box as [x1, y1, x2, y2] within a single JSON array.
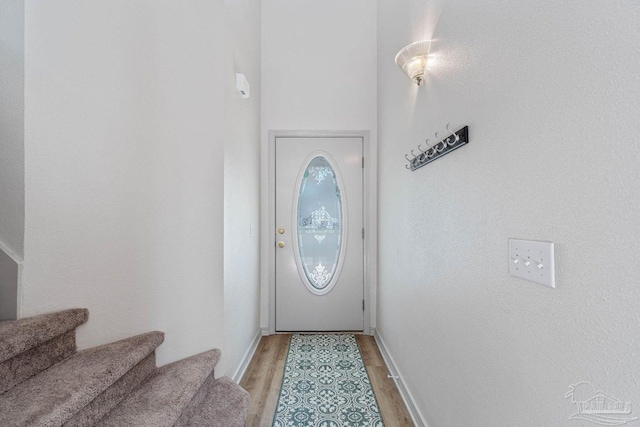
[[0, 0, 25, 258], [23, 0, 225, 366], [377, 1, 640, 426], [223, 0, 262, 378], [260, 0, 377, 329]]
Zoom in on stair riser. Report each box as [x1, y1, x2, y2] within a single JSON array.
[[174, 370, 216, 427], [0, 309, 88, 364], [180, 377, 251, 427], [63, 352, 156, 427], [0, 330, 76, 394]]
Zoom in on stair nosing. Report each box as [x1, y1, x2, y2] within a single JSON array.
[[0, 308, 89, 363]]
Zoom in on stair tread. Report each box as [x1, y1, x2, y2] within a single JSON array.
[[182, 376, 250, 427], [0, 331, 164, 427], [0, 309, 88, 363], [98, 349, 221, 427]]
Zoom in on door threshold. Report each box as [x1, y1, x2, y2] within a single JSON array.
[[275, 330, 364, 334]]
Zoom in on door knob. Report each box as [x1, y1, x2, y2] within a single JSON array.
[[278, 228, 285, 234], [277, 241, 285, 248]]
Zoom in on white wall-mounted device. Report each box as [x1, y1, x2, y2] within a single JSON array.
[[236, 73, 250, 99], [509, 238, 556, 288]]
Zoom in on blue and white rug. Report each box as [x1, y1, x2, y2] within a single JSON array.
[[272, 334, 385, 427]]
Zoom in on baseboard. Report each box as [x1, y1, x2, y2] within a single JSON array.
[[231, 328, 262, 383], [374, 330, 429, 427], [0, 242, 22, 321], [261, 326, 270, 336]]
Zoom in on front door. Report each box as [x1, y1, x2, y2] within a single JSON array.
[[275, 137, 364, 331]]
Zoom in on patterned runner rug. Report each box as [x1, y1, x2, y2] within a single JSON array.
[[272, 334, 385, 427]]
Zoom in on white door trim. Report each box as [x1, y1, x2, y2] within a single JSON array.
[[262, 130, 377, 335]]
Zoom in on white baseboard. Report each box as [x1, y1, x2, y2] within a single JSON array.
[[374, 330, 429, 427], [231, 328, 262, 383], [0, 242, 22, 321], [261, 326, 270, 336]]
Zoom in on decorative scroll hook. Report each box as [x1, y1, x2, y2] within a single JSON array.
[[434, 132, 447, 152], [423, 138, 435, 157], [446, 123, 459, 146]]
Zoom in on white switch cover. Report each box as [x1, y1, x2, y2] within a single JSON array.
[[509, 239, 555, 288]]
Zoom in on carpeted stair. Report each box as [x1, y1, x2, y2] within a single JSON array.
[[0, 309, 249, 426], [0, 309, 89, 394]]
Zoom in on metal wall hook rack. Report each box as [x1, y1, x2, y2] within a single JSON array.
[[404, 125, 469, 171]]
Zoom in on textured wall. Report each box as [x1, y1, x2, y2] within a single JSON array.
[[377, 1, 640, 426], [0, 0, 25, 259], [223, 0, 262, 377], [23, 0, 225, 366], [260, 0, 377, 328]]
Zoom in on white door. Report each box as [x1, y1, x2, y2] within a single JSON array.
[[275, 137, 363, 331]]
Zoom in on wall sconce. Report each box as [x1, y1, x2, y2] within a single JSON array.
[[395, 41, 431, 86]]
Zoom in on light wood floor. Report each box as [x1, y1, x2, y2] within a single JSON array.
[[240, 334, 413, 427]]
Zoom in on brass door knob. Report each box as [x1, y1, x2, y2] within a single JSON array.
[[278, 228, 285, 234], [277, 241, 285, 248]]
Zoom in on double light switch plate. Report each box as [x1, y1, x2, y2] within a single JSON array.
[[508, 238, 555, 288]]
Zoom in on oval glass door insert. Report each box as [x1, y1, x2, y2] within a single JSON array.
[[296, 155, 344, 293]]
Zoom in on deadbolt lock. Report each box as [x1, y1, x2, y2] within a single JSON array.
[[277, 241, 285, 248], [278, 228, 285, 234]]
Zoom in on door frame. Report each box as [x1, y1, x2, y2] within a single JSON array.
[[261, 130, 377, 335]]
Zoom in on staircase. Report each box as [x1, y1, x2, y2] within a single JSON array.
[[0, 309, 250, 426]]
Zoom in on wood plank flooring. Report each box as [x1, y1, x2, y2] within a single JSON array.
[[239, 334, 413, 427]]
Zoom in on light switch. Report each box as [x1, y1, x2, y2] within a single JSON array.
[[508, 238, 555, 288]]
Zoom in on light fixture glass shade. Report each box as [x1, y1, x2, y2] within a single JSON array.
[[395, 41, 431, 86]]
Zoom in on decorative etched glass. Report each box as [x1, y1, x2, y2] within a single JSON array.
[[297, 156, 342, 290]]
